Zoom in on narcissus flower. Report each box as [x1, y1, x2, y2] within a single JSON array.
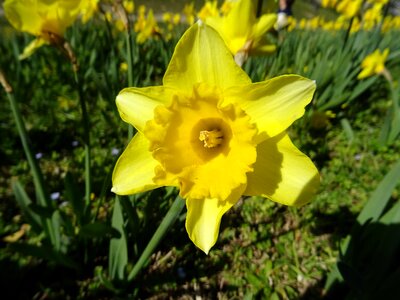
[[4, 0, 82, 59], [134, 6, 161, 44], [204, 0, 276, 65], [112, 22, 319, 254], [79, 0, 99, 24], [336, 0, 362, 19], [358, 48, 389, 79]]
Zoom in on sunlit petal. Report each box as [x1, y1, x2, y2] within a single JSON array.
[[163, 22, 251, 94], [244, 133, 320, 207]]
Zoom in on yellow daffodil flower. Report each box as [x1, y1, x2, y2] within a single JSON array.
[[336, 0, 362, 19], [198, 1, 219, 20], [183, 3, 196, 25], [123, 0, 135, 14], [204, 0, 276, 64], [4, 0, 82, 59], [79, 0, 99, 24], [358, 48, 389, 79], [134, 6, 161, 44], [321, 0, 338, 8], [112, 22, 319, 254]]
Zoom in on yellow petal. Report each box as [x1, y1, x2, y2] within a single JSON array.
[[112, 133, 167, 195], [357, 67, 373, 79], [250, 44, 277, 55], [116, 86, 175, 132], [223, 0, 254, 42], [252, 14, 277, 40], [19, 38, 47, 60], [185, 184, 245, 254], [226, 75, 316, 141], [244, 132, 320, 207], [163, 22, 251, 94], [4, 0, 81, 37], [4, 0, 43, 35]]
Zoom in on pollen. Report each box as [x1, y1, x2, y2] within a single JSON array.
[[199, 129, 223, 148]]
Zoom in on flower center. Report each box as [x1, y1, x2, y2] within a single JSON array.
[[199, 129, 223, 148]]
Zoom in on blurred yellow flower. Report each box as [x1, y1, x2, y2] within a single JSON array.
[[336, 0, 362, 18], [183, 3, 196, 25], [358, 48, 389, 79], [4, 0, 82, 58], [205, 0, 276, 64], [112, 22, 319, 253], [123, 0, 135, 14], [134, 6, 161, 44], [198, 0, 218, 20], [321, 0, 338, 8], [363, 3, 384, 29], [79, 0, 99, 24], [220, 0, 234, 15]]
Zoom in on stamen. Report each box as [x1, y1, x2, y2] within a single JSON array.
[[199, 129, 223, 148]]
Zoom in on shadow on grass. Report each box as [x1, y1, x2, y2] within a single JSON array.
[[300, 221, 400, 300]]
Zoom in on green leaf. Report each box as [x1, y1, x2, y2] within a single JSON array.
[[109, 197, 128, 281], [340, 118, 354, 142], [11, 180, 41, 232], [348, 76, 376, 102], [28, 203, 54, 219], [357, 159, 400, 225], [64, 172, 84, 225], [79, 222, 121, 239]]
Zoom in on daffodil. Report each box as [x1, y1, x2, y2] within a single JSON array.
[[336, 0, 362, 19], [183, 3, 196, 25], [204, 0, 276, 65], [4, 0, 82, 59], [197, 1, 219, 20], [79, 0, 99, 24], [358, 48, 389, 79], [112, 22, 319, 254], [134, 6, 161, 44]]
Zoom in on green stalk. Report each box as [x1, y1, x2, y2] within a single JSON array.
[[73, 70, 91, 209], [127, 195, 185, 282], [382, 69, 400, 143], [124, 8, 135, 141], [1, 70, 59, 248]]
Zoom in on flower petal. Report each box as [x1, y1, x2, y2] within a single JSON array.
[[244, 132, 320, 207], [116, 86, 175, 132], [112, 132, 172, 195], [226, 75, 316, 140], [4, 0, 43, 35], [252, 14, 277, 40], [163, 22, 251, 94], [19, 38, 47, 60], [185, 184, 245, 254]]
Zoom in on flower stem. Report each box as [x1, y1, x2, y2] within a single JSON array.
[[1, 70, 59, 249], [126, 30, 135, 141], [381, 68, 400, 143], [127, 195, 185, 282], [123, 5, 136, 141]]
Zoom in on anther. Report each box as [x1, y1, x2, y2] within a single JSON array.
[[199, 129, 223, 148]]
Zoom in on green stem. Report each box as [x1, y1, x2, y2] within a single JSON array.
[[1, 70, 58, 248], [125, 20, 135, 141], [342, 17, 354, 50], [73, 70, 91, 209], [382, 69, 400, 143], [127, 195, 185, 282]]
